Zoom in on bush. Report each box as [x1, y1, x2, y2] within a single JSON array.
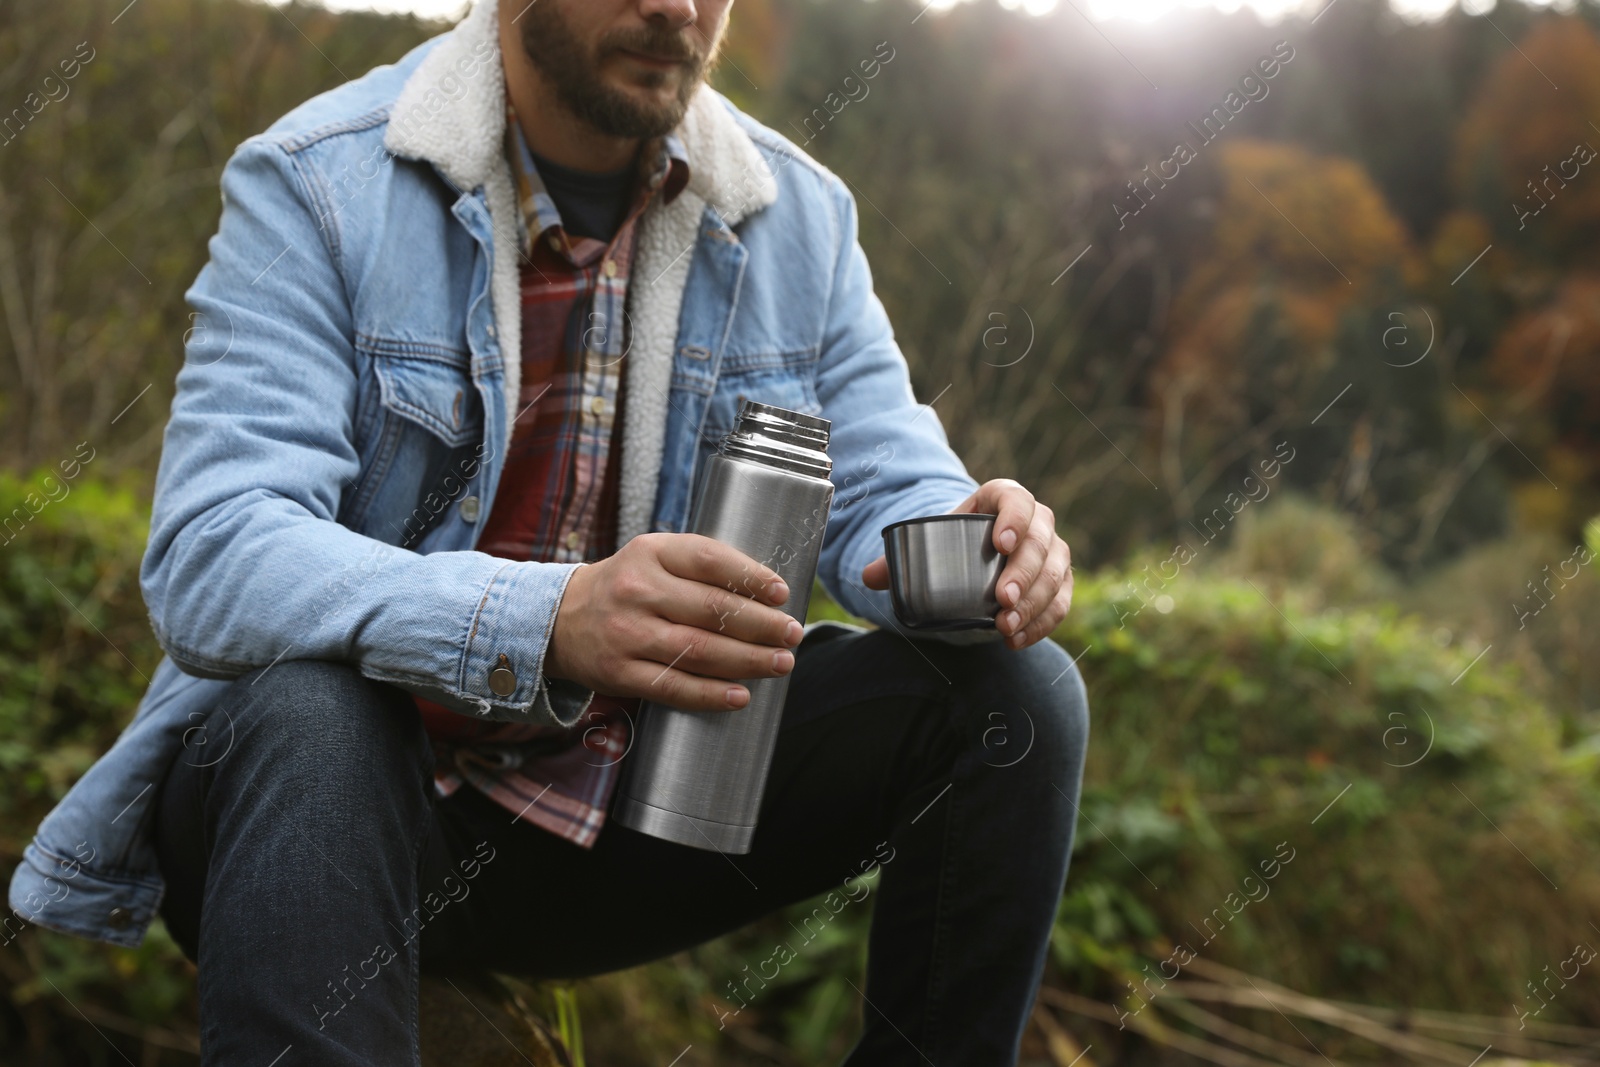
[[5, 482, 1598, 1064], [595, 509, 1600, 1058], [1050, 562, 1600, 1025], [0, 470, 194, 1058]]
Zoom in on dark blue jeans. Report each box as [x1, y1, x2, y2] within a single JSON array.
[[153, 623, 1089, 1066]]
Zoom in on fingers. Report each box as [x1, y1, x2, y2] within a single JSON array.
[[654, 572, 803, 649], [643, 621, 796, 684], [987, 479, 1034, 554], [614, 657, 756, 712], [652, 533, 789, 607], [609, 615, 798, 712], [996, 496, 1054, 611], [999, 534, 1070, 644], [861, 554, 890, 591], [1013, 578, 1074, 650]]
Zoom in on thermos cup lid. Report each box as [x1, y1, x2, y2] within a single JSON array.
[[881, 513, 1004, 631]]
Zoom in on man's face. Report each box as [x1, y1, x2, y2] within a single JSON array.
[[513, 0, 732, 140]]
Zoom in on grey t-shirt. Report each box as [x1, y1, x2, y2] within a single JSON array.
[[528, 149, 635, 243]]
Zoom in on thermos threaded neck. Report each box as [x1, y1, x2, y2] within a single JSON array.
[[720, 400, 832, 478]]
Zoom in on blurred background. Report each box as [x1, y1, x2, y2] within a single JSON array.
[[4, 0, 1600, 1062]]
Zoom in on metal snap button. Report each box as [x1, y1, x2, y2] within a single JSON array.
[[488, 653, 517, 697], [107, 907, 132, 930], [485, 323, 496, 339], [459, 495, 481, 523]]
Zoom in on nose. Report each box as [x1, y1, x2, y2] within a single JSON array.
[[638, 0, 698, 30]]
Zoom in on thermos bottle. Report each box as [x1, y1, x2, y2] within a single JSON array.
[[612, 400, 834, 854]]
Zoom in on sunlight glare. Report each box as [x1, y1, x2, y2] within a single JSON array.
[[267, 0, 1581, 29]]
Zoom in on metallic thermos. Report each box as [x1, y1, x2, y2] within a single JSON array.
[[612, 400, 834, 854]]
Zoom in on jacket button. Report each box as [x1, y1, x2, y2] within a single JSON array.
[[459, 495, 481, 523], [485, 323, 496, 339], [488, 653, 517, 697], [107, 907, 132, 930]]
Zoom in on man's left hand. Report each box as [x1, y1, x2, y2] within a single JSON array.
[[862, 479, 1073, 649]]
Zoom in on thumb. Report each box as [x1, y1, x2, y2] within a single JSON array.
[[861, 554, 890, 591]]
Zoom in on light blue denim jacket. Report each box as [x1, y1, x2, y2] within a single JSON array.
[[9, 0, 978, 948]]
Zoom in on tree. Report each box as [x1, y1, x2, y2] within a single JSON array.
[[1488, 273, 1600, 521], [1454, 16, 1600, 261]]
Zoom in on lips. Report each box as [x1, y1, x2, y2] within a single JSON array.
[[617, 48, 690, 69]]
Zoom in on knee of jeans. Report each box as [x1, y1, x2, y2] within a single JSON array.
[[188, 660, 427, 787], [1035, 642, 1090, 774], [966, 638, 1089, 777]]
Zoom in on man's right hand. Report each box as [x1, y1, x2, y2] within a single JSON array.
[[544, 533, 805, 712]]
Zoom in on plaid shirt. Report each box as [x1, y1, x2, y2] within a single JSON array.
[[414, 104, 690, 848]]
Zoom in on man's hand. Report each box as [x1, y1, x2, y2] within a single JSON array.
[[545, 533, 805, 712], [862, 479, 1073, 649]]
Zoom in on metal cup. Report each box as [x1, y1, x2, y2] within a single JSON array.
[[882, 514, 1003, 631]]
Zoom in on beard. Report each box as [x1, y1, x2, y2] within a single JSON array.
[[516, 5, 719, 140]]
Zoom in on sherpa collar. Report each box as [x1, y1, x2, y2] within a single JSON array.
[[381, 0, 779, 546], [382, 0, 777, 225]]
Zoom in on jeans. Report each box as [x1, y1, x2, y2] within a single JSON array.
[[153, 623, 1089, 1066]]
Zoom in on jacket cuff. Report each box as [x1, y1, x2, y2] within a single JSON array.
[[456, 559, 595, 728], [9, 841, 157, 949], [539, 675, 597, 728]]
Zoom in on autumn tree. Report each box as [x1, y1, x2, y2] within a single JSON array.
[[1454, 16, 1600, 262]]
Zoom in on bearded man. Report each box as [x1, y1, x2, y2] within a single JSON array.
[[9, 2, 1088, 1063]]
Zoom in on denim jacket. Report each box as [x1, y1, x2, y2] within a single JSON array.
[[9, 0, 979, 948]]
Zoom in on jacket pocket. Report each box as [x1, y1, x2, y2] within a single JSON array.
[[347, 341, 484, 538], [702, 356, 823, 444], [371, 347, 483, 449]]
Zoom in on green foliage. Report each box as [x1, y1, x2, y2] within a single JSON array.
[[593, 504, 1600, 1058], [0, 470, 158, 836], [0, 472, 194, 1052], [5, 479, 1599, 1060], [1052, 563, 1600, 1022]]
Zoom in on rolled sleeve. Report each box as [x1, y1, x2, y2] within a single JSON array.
[[454, 560, 596, 727]]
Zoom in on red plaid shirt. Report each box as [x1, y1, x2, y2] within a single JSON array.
[[415, 104, 690, 847]]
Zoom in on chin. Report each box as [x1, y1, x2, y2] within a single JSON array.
[[610, 80, 684, 113], [606, 63, 675, 94]]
